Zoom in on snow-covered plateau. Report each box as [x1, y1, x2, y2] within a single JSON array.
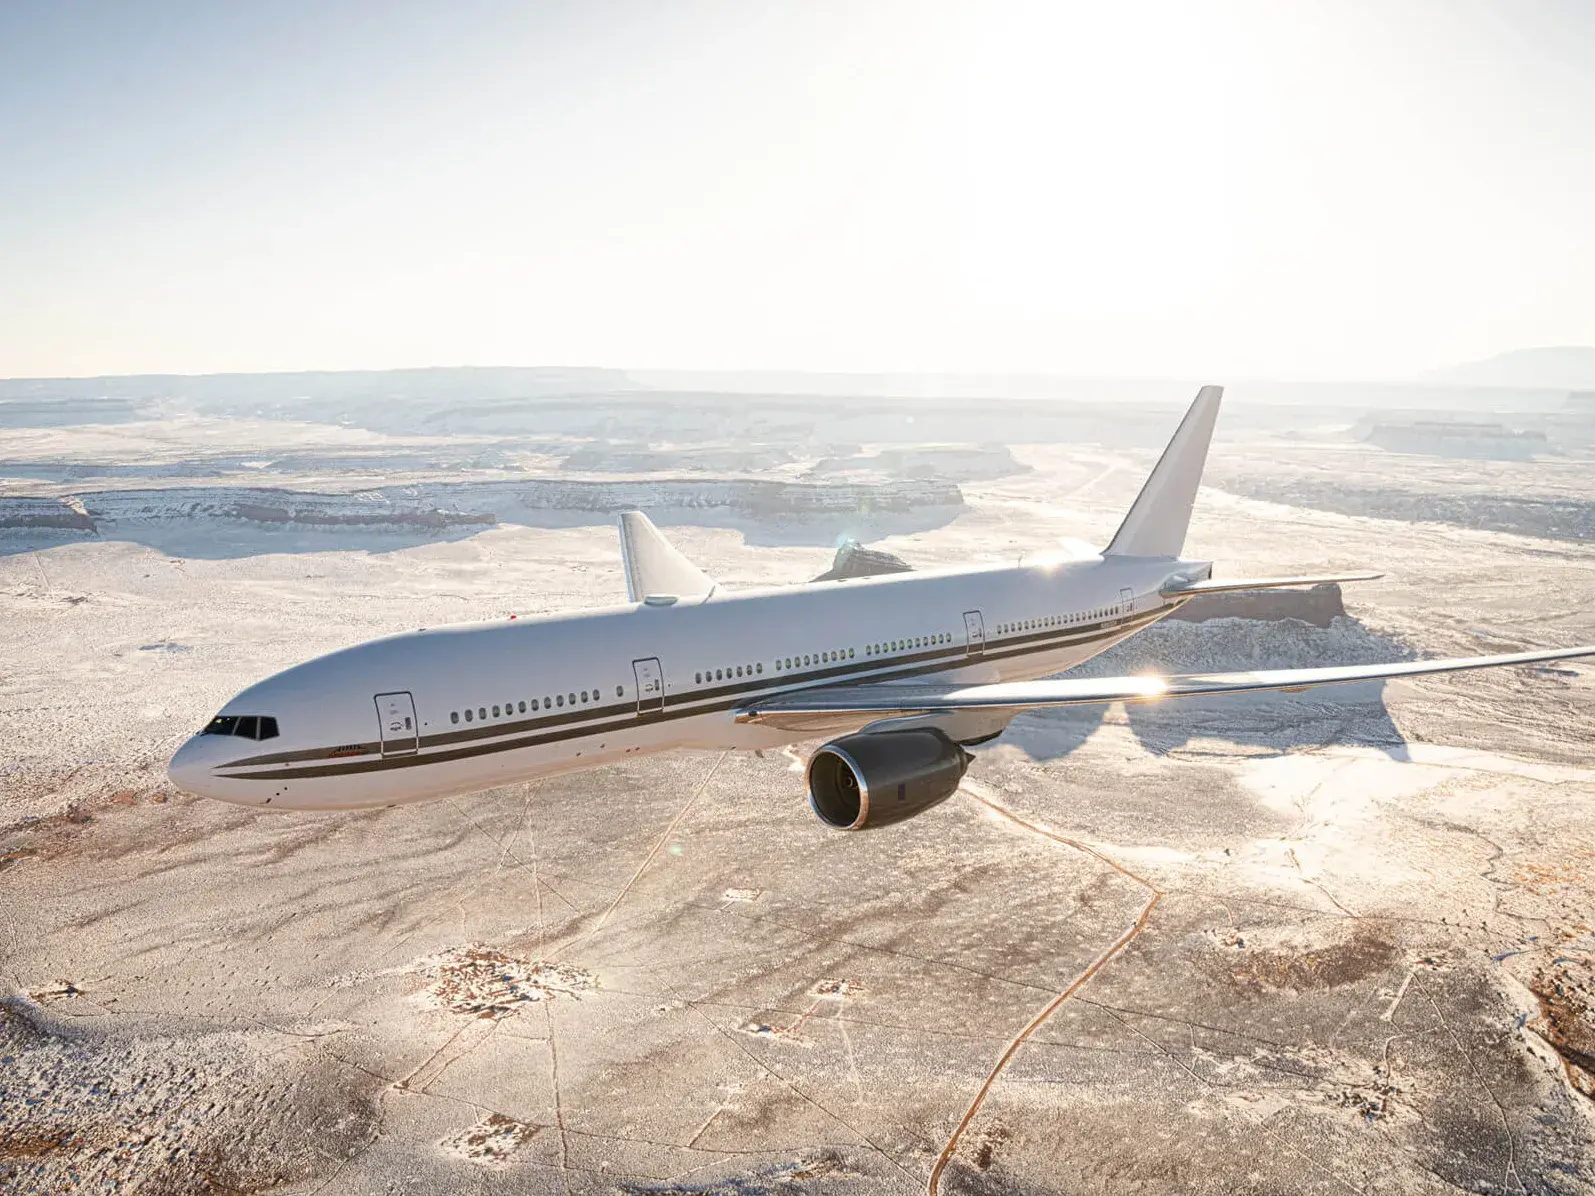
[[0, 476, 964, 536]]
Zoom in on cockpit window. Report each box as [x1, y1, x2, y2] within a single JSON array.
[[202, 714, 279, 740]]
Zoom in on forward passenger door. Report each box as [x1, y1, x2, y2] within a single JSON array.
[[375, 691, 418, 757]]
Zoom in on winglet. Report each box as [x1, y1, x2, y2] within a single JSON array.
[[1104, 385, 1223, 558], [618, 511, 715, 602]]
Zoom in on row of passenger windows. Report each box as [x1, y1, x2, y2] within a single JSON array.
[[995, 605, 1125, 637], [863, 633, 954, 656], [692, 634, 963, 688], [689, 634, 962, 689], [449, 685, 625, 726], [202, 714, 280, 740], [696, 663, 764, 684], [774, 650, 850, 671]]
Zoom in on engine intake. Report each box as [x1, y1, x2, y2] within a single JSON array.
[[807, 728, 972, 830]]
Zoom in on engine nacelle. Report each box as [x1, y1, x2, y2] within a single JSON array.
[[807, 728, 973, 830]]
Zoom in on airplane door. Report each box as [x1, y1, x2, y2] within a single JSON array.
[[632, 658, 664, 715], [962, 610, 986, 657], [1120, 586, 1135, 617], [375, 691, 418, 757]]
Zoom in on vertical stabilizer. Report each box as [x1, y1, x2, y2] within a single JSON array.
[[618, 511, 716, 601], [1104, 385, 1223, 558]]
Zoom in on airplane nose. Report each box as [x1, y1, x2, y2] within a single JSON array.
[[167, 735, 214, 797], [169, 734, 273, 807]]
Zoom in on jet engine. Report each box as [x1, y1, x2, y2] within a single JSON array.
[[807, 728, 973, 830]]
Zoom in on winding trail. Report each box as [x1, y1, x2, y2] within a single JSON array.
[[928, 785, 1163, 1195]]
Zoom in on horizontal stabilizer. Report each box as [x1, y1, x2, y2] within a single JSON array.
[[617, 511, 715, 602], [733, 644, 1595, 731], [1162, 572, 1383, 597]]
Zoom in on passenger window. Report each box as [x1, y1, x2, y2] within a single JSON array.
[[616, 685, 623, 697], [451, 711, 460, 725], [518, 701, 526, 713], [465, 709, 474, 722], [556, 695, 564, 707], [756, 663, 763, 673], [492, 705, 500, 717], [568, 693, 576, 706], [696, 672, 702, 683]]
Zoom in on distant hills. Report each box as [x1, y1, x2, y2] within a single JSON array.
[[1422, 347, 1595, 391], [0, 366, 636, 403]]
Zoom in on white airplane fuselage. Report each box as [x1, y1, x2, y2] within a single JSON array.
[[168, 553, 1201, 810]]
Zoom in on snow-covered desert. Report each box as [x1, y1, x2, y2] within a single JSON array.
[[4, 371, 1594, 1194]]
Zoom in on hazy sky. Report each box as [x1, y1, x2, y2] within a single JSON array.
[[2, 0, 1593, 381]]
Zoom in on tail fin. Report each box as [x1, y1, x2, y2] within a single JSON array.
[[618, 511, 716, 601], [1104, 385, 1223, 558]]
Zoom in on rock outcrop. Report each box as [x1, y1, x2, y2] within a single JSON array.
[[1168, 583, 1348, 629], [811, 539, 914, 582]]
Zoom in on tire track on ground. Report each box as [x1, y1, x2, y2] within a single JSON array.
[[928, 782, 1163, 1195]]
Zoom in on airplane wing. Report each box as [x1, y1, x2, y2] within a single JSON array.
[[733, 645, 1595, 731]]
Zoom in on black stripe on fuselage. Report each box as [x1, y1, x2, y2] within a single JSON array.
[[217, 608, 1168, 782]]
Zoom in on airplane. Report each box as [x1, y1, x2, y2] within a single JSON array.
[[167, 386, 1595, 827]]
